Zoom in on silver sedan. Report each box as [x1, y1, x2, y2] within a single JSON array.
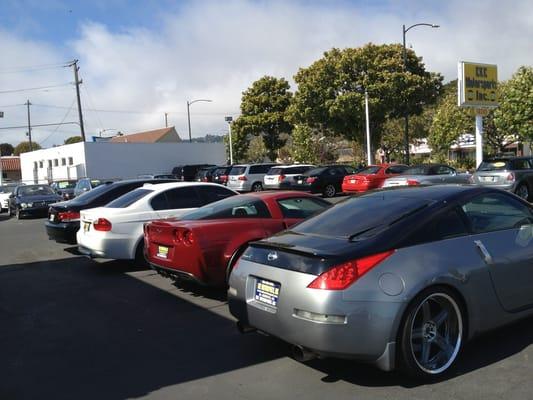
[[228, 185, 533, 379], [383, 164, 471, 187]]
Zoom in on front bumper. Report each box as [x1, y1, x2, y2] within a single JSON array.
[[18, 206, 50, 217], [228, 259, 403, 370], [45, 221, 80, 244]]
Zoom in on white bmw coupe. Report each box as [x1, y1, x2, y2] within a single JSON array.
[[77, 182, 237, 263]]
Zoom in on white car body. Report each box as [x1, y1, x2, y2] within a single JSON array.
[[0, 184, 21, 211], [263, 164, 315, 190], [77, 182, 237, 260]]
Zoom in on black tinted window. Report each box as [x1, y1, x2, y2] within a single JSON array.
[[277, 197, 329, 219], [106, 188, 153, 208], [386, 165, 408, 174], [229, 166, 247, 175], [462, 193, 533, 233], [196, 186, 236, 204], [267, 168, 283, 175], [293, 193, 431, 238], [410, 208, 468, 245], [180, 196, 271, 220], [164, 187, 202, 209], [250, 165, 273, 174], [151, 192, 168, 210], [511, 159, 531, 170]]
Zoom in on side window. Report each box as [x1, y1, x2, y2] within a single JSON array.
[[249, 165, 260, 174], [164, 187, 203, 209], [196, 186, 236, 205], [386, 165, 407, 174], [231, 200, 271, 218], [277, 197, 329, 219], [436, 166, 454, 175], [462, 193, 533, 233], [409, 208, 468, 245], [512, 159, 530, 170], [328, 168, 339, 176], [151, 192, 168, 211], [344, 166, 356, 174]]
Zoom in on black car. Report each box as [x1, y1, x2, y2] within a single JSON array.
[[212, 166, 232, 186], [50, 180, 78, 200], [45, 178, 177, 244], [195, 166, 220, 182], [172, 164, 216, 182], [291, 165, 358, 197], [9, 184, 62, 219], [73, 178, 110, 197]]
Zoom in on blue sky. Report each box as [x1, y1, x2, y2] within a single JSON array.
[[0, 0, 531, 146]]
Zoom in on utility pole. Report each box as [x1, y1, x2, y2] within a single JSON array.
[[164, 112, 168, 128], [25, 100, 33, 151], [70, 60, 86, 141]]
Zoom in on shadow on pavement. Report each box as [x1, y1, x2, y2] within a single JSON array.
[[0, 257, 285, 400]]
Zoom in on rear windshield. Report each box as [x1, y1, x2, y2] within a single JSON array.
[[229, 166, 247, 175], [214, 168, 228, 175], [106, 188, 153, 208], [403, 166, 429, 175], [71, 183, 114, 203], [267, 168, 284, 175], [358, 166, 381, 175], [180, 195, 270, 220], [477, 160, 510, 171], [304, 167, 327, 176], [19, 185, 55, 196], [293, 193, 430, 239]]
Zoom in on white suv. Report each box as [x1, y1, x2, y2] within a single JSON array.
[[226, 163, 278, 192], [263, 164, 315, 190]]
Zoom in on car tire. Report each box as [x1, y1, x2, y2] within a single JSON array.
[[134, 241, 148, 267], [16, 208, 22, 220], [323, 184, 336, 198], [398, 287, 465, 380], [515, 183, 530, 202], [251, 182, 263, 192]]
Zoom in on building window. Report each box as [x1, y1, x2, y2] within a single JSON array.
[[61, 158, 66, 166], [34, 162, 38, 170], [68, 157, 73, 165], [39, 161, 43, 168], [48, 160, 52, 168], [54, 159, 59, 167]]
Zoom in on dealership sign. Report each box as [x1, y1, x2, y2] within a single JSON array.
[[458, 61, 498, 108]]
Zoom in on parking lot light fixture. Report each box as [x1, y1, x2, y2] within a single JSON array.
[[187, 99, 213, 143]]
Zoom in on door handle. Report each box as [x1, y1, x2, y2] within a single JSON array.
[[474, 240, 493, 264]]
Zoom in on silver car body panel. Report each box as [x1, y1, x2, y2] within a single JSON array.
[[383, 173, 471, 188]]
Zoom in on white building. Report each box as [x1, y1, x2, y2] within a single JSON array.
[[20, 141, 226, 184]]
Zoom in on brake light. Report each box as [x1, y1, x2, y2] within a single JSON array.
[[507, 172, 515, 182], [58, 211, 80, 222], [307, 250, 394, 290], [202, 177, 209, 182], [220, 175, 228, 182], [93, 218, 112, 231], [407, 179, 420, 186], [173, 228, 195, 245], [238, 175, 247, 181], [278, 174, 286, 182], [306, 177, 317, 184]]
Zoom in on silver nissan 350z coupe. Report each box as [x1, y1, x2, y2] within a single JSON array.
[[228, 185, 533, 379]]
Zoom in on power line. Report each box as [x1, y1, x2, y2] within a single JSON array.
[[40, 99, 77, 145], [0, 83, 73, 94], [0, 62, 71, 74], [30, 103, 240, 115], [0, 122, 79, 130]]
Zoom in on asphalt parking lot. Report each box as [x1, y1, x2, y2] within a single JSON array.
[[1, 213, 533, 400]]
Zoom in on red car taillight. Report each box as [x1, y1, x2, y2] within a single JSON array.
[[306, 177, 317, 184], [58, 211, 80, 222], [173, 228, 195, 246], [238, 175, 248, 181], [94, 218, 112, 231], [307, 250, 394, 290], [278, 174, 286, 182], [407, 179, 420, 186], [220, 175, 228, 183]]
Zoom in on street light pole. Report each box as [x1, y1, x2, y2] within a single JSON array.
[[225, 116, 233, 164], [364, 89, 372, 165], [187, 99, 212, 143], [402, 22, 439, 165]]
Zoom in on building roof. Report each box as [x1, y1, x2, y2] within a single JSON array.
[[110, 126, 180, 143], [1, 156, 20, 171]]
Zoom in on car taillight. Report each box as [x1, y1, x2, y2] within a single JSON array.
[[202, 177, 208, 182], [58, 211, 80, 222], [93, 218, 112, 231], [407, 179, 420, 186], [221, 175, 228, 182], [144, 223, 150, 236], [238, 175, 247, 181], [278, 174, 286, 182], [173, 228, 195, 245], [507, 172, 515, 182], [306, 177, 317, 184], [307, 250, 394, 290]]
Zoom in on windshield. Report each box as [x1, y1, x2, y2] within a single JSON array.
[[402, 165, 429, 175], [19, 185, 55, 196], [56, 181, 76, 189], [106, 188, 153, 208], [180, 195, 269, 220], [304, 167, 327, 176], [292, 193, 431, 239], [358, 166, 381, 175], [229, 166, 246, 175], [478, 160, 510, 171]]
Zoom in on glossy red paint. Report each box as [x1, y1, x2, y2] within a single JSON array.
[[342, 164, 407, 193], [144, 191, 327, 286]]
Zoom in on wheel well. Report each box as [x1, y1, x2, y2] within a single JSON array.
[[225, 241, 258, 283]]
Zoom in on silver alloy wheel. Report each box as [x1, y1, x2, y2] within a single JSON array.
[[252, 182, 262, 192], [410, 293, 463, 375], [516, 184, 529, 200], [324, 185, 336, 198]]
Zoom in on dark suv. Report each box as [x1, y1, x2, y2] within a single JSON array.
[[172, 164, 215, 182], [472, 157, 533, 201]]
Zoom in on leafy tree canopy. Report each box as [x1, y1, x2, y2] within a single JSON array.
[[0, 143, 14, 156], [64, 136, 83, 144], [14, 141, 42, 155]]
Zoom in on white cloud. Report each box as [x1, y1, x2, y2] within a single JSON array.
[[0, 0, 531, 147]]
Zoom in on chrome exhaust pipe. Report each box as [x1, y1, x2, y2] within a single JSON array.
[[291, 345, 317, 362], [236, 321, 256, 334]]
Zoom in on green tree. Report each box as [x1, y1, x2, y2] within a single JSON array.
[[494, 66, 533, 143], [64, 136, 83, 144], [0, 143, 14, 156], [246, 136, 268, 162], [291, 125, 321, 164], [233, 76, 293, 161], [14, 141, 42, 155], [289, 43, 443, 146], [428, 91, 472, 158]]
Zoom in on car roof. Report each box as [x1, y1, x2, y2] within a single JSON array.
[[141, 182, 236, 192], [271, 164, 314, 169], [242, 190, 318, 201], [362, 184, 497, 202]]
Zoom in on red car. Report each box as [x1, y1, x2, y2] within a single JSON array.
[[342, 163, 408, 193], [144, 192, 330, 286]]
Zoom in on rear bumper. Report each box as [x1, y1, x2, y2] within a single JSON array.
[[474, 182, 516, 191], [263, 183, 281, 190], [45, 221, 79, 244], [227, 181, 251, 192], [149, 262, 207, 285], [76, 231, 137, 260]]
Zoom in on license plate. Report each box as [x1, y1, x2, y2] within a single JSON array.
[[297, 180, 303, 184], [350, 179, 356, 184], [83, 221, 91, 232], [255, 278, 281, 307], [49, 214, 55, 222], [157, 245, 169, 259], [480, 176, 496, 182]]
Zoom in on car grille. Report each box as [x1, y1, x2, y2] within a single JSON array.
[[33, 200, 56, 207]]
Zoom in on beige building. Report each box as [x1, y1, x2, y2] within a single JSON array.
[[109, 126, 181, 143]]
